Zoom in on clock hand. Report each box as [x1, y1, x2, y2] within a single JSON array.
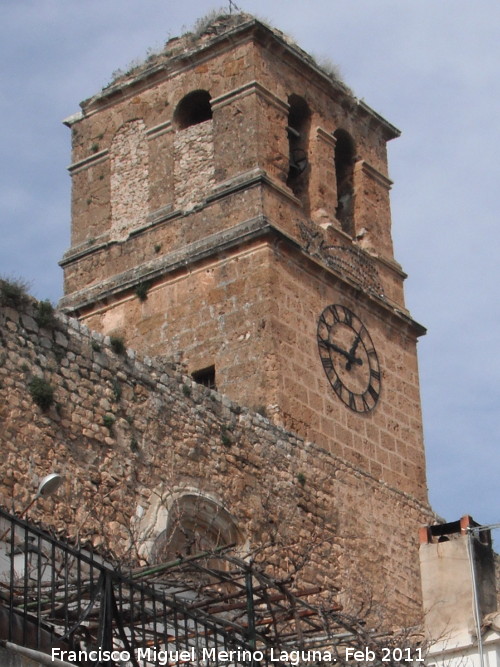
[[346, 335, 363, 371], [349, 334, 361, 357], [322, 340, 362, 370], [322, 340, 351, 360]]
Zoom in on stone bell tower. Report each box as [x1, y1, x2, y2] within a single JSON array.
[[60, 14, 428, 504]]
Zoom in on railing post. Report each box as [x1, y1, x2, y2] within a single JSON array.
[[97, 571, 115, 665], [245, 570, 256, 650]]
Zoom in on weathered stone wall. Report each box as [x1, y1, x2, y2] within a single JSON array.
[[269, 242, 427, 501], [11, 17, 435, 633], [0, 297, 434, 625], [80, 237, 277, 410], [61, 17, 404, 308], [174, 120, 215, 211], [110, 119, 149, 240], [78, 233, 426, 502]]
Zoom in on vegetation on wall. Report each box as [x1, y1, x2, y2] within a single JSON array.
[[110, 335, 126, 355], [28, 376, 55, 411], [0, 277, 30, 309], [135, 281, 151, 302], [103, 414, 115, 429], [35, 300, 56, 329]]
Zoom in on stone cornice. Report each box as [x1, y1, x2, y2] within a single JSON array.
[[359, 160, 394, 190], [146, 119, 173, 139], [316, 126, 337, 147], [59, 170, 299, 268], [272, 228, 425, 337], [67, 17, 399, 142], [211, 80, 288, 114], [59, 216, 274, 312], [60, 215, 425, 337], [75, 19, 261, 119], [59, 206, 181, 267], [207, 167, 300, 206], [358, 100, 401, 140], [67, 149, 109, 175]]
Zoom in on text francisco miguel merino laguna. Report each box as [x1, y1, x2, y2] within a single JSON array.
[[51, 645, 424, 664]]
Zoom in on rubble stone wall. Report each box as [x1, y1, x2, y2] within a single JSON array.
[[173, 120, 215, 212], [0, 297, 434, 624], [110, 119, 149, 240]]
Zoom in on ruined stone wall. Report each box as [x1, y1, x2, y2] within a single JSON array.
[[0, 297, 434, 625]]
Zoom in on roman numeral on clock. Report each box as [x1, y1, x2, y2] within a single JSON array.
[[329, 305, 341, 323], [343, 307, 352, 327], [321, 355, 333, 370]]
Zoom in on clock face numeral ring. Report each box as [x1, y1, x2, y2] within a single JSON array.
[[317, 304, 381, 413]]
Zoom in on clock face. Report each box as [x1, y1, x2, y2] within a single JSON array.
[[317, 304, 381, 413]]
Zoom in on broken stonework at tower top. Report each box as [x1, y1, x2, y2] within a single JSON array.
[[92, 13, 351, 105]]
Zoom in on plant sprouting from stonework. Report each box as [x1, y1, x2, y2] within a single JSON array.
[[35, 299, 56, 329], [220, 426, 232, 447], [112, 378, 122, 401], [135, 281, 151, 302], [296, 472, 306, 487], [28, 377, 55, 411], [103, 414, 115, 429], [192, 8, 227, 36], [311, 54, 344, 83], [109, 335, 126, 355], [0, 277, 30, 309]]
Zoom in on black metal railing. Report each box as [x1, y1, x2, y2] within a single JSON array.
[[0, 508, 261, 666]]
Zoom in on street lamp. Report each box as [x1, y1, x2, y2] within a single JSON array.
[[17, 472, 63, 519], [0, 473, 63, 542]]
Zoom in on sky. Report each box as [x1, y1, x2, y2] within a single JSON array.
[[1, 1, 499, 536]]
